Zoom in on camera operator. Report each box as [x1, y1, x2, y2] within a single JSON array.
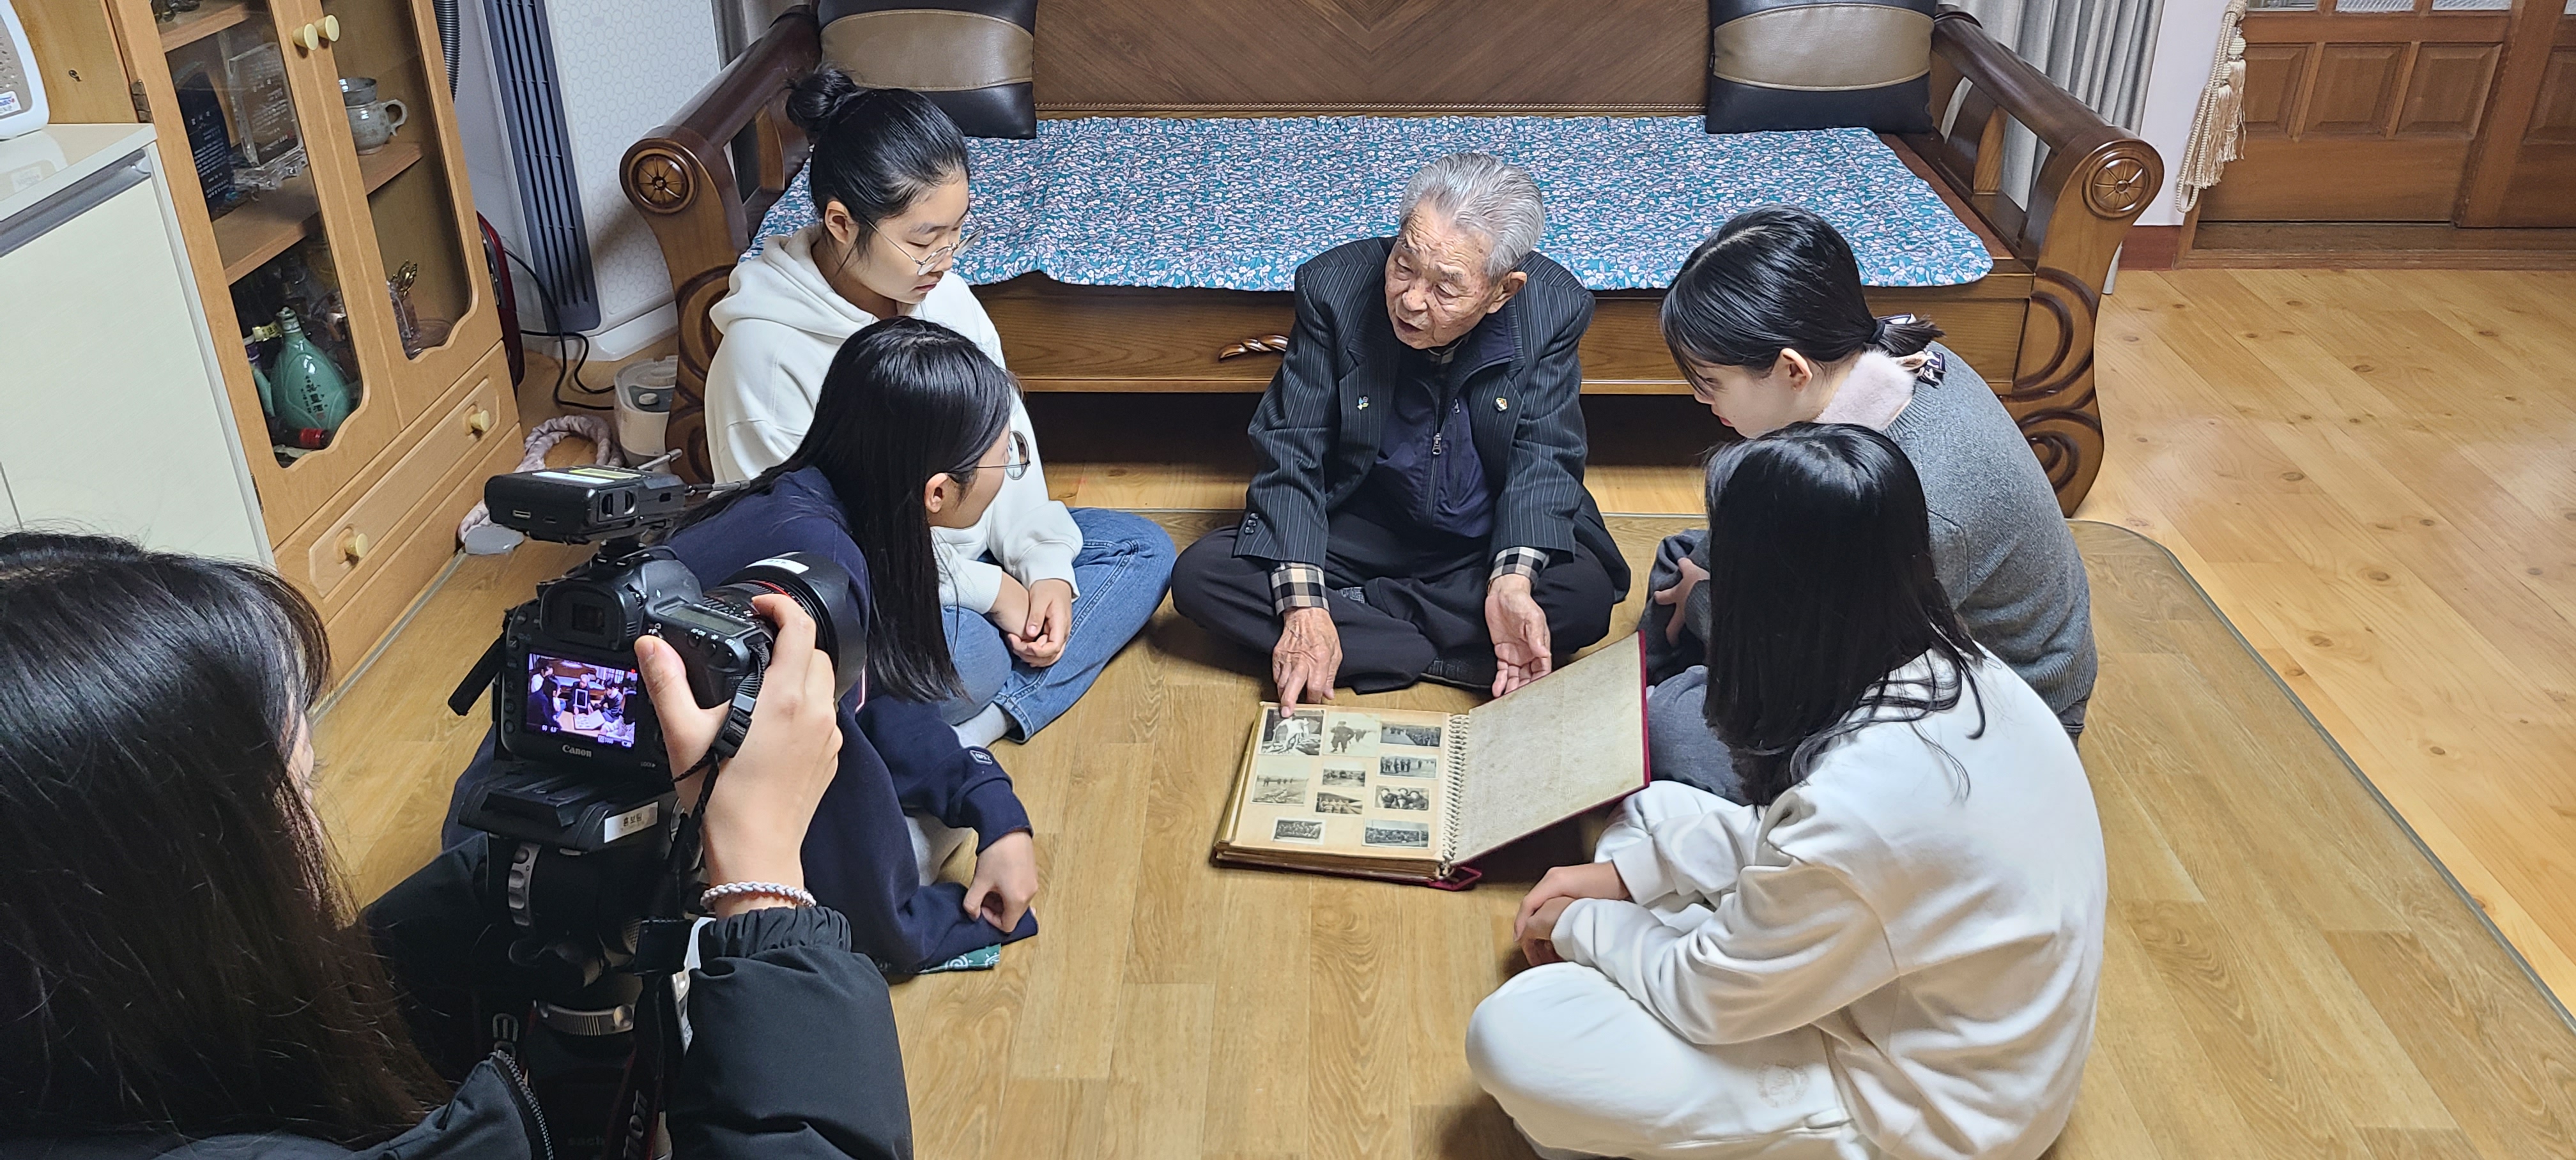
[[0, 532, 910, 1159]]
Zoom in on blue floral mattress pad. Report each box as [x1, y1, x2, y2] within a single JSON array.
[[747, 116, 1993, 291]]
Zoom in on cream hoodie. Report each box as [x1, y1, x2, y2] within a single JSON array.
[[1555, 653, 2106, 1160], [703, 225, 1080, 613]]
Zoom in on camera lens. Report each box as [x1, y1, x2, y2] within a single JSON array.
[[703, 553, 866, 699]]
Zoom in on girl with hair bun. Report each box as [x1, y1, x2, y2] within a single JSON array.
[[703, 69, 1173, 749], [1640, 205, 2097, 797]]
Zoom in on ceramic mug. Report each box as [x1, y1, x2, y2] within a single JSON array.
[[337, 77, 406, 155]]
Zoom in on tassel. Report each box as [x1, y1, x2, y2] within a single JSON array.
[[2175, 0, 2251, 211]]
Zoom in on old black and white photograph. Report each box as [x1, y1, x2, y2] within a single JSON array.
[[1314, 791, 1363, 816], [1252, 775, 1307, 805], [1379, 754, 1439, 779], [1362, 821, 1430, 849], [1376, 786, 1431, 812], [1272, 818, 1325, 843], [1326, 715, 1379, 756], [1380, 721, 1443, 748], [1321, 765, 1368, 788], [1259, 708, 1324, 756]]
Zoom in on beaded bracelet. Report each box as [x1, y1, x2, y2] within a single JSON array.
[[699, 880, 816, 911]]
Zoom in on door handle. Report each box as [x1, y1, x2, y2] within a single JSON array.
[[294, 22, 319, 52], [321, 15, 341, 42]]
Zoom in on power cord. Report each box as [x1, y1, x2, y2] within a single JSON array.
[[505, 249, 614, 413]]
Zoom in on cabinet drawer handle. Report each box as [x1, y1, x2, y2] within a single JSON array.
[[466, 408, 493, 436], [295, 22, 320, 52], [340, 530, 372, 564], [321, 14, 341, 41]]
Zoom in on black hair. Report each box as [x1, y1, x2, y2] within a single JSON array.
[[0, 533, 444, 1143], [1698, 424, 1984, 806], [684, 317, 1016, 703], [1660, 204, 1945, 376], [785, 69, 969, 241]]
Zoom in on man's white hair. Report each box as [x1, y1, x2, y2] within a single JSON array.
[[1399, 152, 1546, 282]]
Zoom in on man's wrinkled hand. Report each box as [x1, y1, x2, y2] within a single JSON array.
[[1273, 606, 1342, 712], [1485, 574, 1551, 697]]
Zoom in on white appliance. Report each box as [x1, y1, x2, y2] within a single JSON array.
[[450, 0, 721, 359], [0, 123, 268, 562], [0, 0, 52, 141]]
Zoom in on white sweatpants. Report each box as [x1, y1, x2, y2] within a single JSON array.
[[1465, 784, 1879, 1160]]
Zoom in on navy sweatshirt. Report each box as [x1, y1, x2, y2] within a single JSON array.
[[443, 466, 1036, 976], [663, 467, 1037, 973]]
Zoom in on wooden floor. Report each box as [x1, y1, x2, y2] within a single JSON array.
[[2079, 270, 2576, 1009], [303, 268, 2576, 1158]]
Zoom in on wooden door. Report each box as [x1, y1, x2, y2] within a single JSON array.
[[2458, 0, 2576, 225], [2203, 0, 2517, 222]]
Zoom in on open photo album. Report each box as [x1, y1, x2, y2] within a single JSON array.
[[1210, 635, 1648, 886]]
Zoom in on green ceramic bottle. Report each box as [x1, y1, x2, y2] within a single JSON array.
[[269, 307, 352, 434]]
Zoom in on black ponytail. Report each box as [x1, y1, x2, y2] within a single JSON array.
[[1697, 423, 1984, 807], [1660, 204, 1944, 373], [785, 68, 969, 239]]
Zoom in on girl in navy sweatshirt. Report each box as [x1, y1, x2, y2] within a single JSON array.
[[664, 316, 1043, 974]]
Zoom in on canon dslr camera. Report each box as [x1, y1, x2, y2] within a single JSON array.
[[450, 463, 865, 851], [439, 464, 868, 1158]]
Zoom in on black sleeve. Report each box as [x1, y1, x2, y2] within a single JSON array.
[[1490, 287, 1594, 560], [666, 906, 914, 1159], [1237, 262, 1344, 569], [365, 834, 510, 1083]]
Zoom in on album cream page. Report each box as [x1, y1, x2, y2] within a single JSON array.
[[1453, 636, 1647, 864], [1225, 705, 1462, 859]]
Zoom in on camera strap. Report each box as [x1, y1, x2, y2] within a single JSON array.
[[449, 634, 507, 717], [708, 669, 763, 763]]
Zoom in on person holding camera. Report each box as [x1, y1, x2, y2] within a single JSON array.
[[661, 315, 1046, 975], [0, 533, 910, 1157]]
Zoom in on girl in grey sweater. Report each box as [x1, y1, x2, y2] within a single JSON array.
[[1641, 206, 2095, 799]]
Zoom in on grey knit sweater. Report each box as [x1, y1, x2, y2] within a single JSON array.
[[1684, 345, 2098, 727]]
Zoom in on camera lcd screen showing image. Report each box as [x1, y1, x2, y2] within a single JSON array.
[[525, 653, 641, 750]]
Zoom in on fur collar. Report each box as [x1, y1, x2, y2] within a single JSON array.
[[1813, 350, 1928, 431]]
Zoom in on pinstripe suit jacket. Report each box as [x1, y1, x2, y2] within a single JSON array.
[[1233, 238, 1629, 597]]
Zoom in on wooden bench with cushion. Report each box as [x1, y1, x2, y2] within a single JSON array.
[[620, 3, 2159, 513]]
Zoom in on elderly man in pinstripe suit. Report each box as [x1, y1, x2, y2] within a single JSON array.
[[1172, 153, 1629, 709]]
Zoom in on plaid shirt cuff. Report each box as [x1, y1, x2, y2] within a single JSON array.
[[1490, 547, 1547, 584], [1270, 562, 1330, 614]]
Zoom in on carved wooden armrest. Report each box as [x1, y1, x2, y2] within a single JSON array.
[[1914, 6, 2163, 514], [620, 6, 822, 482]]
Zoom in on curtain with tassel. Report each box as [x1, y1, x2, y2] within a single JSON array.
[[2175, 0, 2250, 210]]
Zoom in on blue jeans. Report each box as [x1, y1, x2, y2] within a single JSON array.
[[939, 508, 1174, 739]]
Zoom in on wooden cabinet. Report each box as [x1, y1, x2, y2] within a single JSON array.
[[54, 0, 521, 669]]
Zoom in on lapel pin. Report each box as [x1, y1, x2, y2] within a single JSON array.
[[1357, 396, 1370, 410], [1495, 397, 1509, 411]]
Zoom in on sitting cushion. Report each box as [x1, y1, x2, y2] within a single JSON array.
[[816, 0, 1036, 139], [748, 118, 1995, 291], [1704, 0, 1937, 135]]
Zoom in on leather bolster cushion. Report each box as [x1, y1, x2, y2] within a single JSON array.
[[1705, 0, 1937, 135], [817, 0, 1038, 139]]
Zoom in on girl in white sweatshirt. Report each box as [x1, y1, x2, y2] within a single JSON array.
[[1469, 424, 2106, 1160], [703, 73, 1172, 747]]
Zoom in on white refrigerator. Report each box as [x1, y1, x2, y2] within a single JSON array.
[[0, 123, 268, 563]]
